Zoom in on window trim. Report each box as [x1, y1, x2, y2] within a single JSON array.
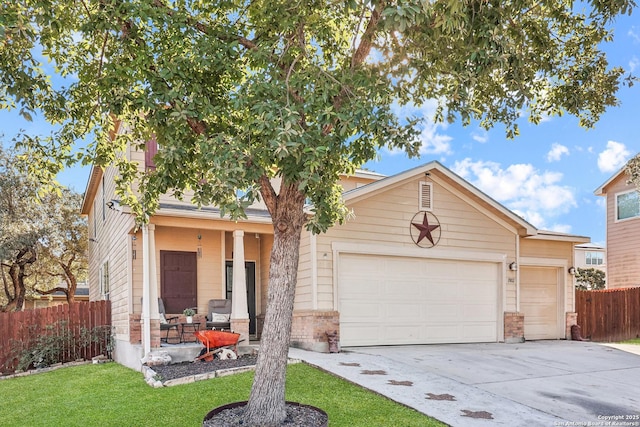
[[615, 189, 640, 222]]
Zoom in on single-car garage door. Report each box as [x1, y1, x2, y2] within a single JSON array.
[[520, 266, 560, 340], [338, 253, 499, 346]]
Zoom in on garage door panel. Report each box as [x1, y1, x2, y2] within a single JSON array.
[[426, 304, 462, 321], [339, 254, 499, 346], [462, 304, 497, 321], [339, 301, 381, 321], [387, 303, 421, 321], [385, 280, 422, 297], [341, 324, 381, 345], [463, 323, 499, 341]]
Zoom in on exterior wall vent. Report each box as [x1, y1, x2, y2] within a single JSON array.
[[420, 182, 433, 211]]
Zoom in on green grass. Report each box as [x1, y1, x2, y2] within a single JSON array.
[[620, 338, 640, 345], [0, 362, 443, 426]]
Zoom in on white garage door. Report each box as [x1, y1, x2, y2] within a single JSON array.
[[520, 267, 559, 340], [338, 253, 499, 346]]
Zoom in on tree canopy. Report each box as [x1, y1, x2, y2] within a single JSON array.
[[625, 153, 640, 189], [575, 267, 606, 290], [1, 0, 635, 424], [1, 0, 635, 230], [0, 146, 87, 311]]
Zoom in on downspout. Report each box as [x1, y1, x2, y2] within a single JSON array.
[[311, 233, 318, 310], [515, 234, 520, 313]]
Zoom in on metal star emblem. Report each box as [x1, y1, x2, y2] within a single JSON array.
[[412, 212, 440, 245]]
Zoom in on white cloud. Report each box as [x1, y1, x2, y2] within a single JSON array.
[[629, 27, 640, 44], [452, 158, 576, 229], [597, 141, 630, 173], [390, 99, 452, 156], [546, 143, 569, 162], [630, 56, 639, 73], [548, 223, 572, 234], [471, 129, 489, 143]]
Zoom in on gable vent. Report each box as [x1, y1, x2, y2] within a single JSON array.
[[420, 182, 433, 211]]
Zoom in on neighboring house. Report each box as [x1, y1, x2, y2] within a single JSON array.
[[595, 166, 640, 289], [82, 132, 588, 371], [24, 285, 90, 310], [574, 243, 607, 276]]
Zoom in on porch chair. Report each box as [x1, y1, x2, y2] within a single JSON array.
[[206, 299, 232, 330], [158, 298, 180, 343]]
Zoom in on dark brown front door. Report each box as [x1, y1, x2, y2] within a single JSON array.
[[161, 251, 197, 314]]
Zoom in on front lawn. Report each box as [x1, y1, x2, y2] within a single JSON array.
[[620, 338, 640, 345], [0, 362, 443, 426]]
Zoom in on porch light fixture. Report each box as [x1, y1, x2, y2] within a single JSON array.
[[197, 233, 202, 258], [131, 235, 137, 260], [106, 199, 123, 213], [508, 262, 518, 271], [568, 266, 576, 275]]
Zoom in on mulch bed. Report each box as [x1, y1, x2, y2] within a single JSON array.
[[151, 355, 258, 381]]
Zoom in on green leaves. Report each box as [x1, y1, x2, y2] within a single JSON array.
[[0, 0, 634, 231]]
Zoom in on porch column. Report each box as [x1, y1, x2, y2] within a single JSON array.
[[231, 230, 250, 343], [142, 224, 160, 359], [148, 224, 159, 327], [141, 224, 151, 357]]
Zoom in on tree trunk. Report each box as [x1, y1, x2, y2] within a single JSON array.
[[244, 179, 306, 426], [4, 248, 37, 312]]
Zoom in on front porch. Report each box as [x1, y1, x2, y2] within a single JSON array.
[[132, 219, 273, 360]]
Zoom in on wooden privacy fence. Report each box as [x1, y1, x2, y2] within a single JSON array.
[[576, 287, 640, 342], [0, 301, 112, 374]]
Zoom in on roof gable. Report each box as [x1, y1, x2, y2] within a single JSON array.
[[594, 166, 628, 196], [343, 161, 535, 237]]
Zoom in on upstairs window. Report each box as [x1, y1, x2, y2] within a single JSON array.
[[616, 190, 640, 221], [99, 261, 110, 300], [586, 252, 604, 266]]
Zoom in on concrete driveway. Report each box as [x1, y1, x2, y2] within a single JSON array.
[[289, 341, 640, 427]]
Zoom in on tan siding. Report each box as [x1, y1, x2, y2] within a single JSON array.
[[294, 231, 313, 309], [339, 175, 379, 192], [604, 175, 640, 288], [92, 165, 137, 341]]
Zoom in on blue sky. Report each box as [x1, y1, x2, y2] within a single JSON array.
[[363, 14, 640, 245], [2, 13, 639, 245]]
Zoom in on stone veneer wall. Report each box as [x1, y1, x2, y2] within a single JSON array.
[[504, 312, 525, 343]]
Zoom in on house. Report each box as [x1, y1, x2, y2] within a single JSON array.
[[23, 285, 90, 310], [573, 243, 607, 276], [82, 137, 587, 371], [595, 166, 640, 289]]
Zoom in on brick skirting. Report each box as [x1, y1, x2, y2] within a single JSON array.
[[504, 312, 525, 343], [290, 310, 340, 353]]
